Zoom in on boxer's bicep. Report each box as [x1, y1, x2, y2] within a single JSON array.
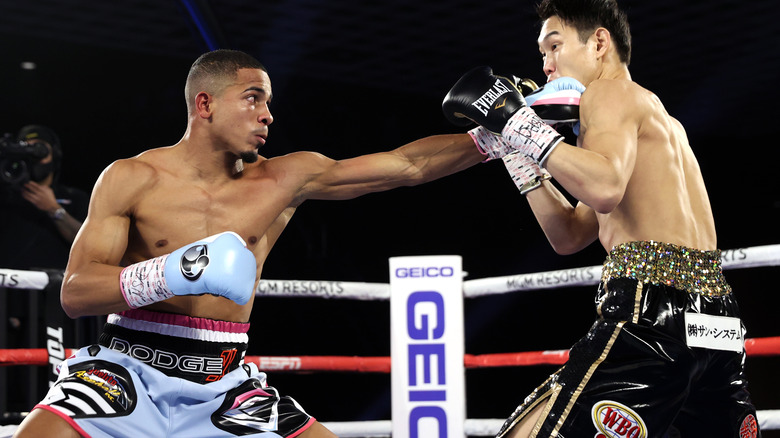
[[74, 160, 147, 266], [61, 160, 154, 317]]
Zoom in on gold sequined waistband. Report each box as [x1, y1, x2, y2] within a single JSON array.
[[601, 241, 731, 297]]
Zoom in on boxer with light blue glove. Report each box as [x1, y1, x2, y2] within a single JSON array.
[[524, 77, 585, 135], [119, 231, 256, 308]]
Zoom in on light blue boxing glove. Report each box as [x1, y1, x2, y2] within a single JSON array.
[[120, 231, 257, 308], [524, 77, 586, 135]]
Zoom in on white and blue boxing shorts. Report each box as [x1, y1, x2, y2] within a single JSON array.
[[33, 309, 316, 437]]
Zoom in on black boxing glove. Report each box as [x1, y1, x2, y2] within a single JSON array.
[[442, 66, 527, 133], [443, 66, 563, 163], [512, 76, 540, 97]]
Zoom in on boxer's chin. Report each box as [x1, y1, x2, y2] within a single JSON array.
[[239, 150, 259, 163]]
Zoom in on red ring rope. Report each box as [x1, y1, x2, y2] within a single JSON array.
[[3, 336, 778, 372]]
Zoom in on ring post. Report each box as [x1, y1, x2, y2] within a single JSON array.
[[390, 256, 466, 438]]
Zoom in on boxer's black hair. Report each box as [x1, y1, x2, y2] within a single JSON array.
[[185, 49, 267, 111], [537, 0, 632, 65]]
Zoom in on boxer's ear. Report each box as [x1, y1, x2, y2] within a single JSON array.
[[195, 92, 214, 119]]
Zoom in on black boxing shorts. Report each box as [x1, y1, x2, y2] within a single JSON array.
[[496, 241, 761, 438]]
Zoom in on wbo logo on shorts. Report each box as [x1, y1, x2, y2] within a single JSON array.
[[591, 400, 647, 438], [740, 413, 759, 438]]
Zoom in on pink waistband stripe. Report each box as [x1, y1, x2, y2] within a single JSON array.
[[116, 309, 249, 333], [108, 309, 250, 344]]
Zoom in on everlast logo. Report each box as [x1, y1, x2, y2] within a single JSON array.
[[471, 79, 511, 116], [592, 400, 647, 438]]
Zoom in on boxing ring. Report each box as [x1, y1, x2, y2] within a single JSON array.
[[1, 243, 779, 437]]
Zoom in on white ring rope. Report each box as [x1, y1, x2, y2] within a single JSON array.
[[319, 419, 511, 438], [266, 242, 780, 435], [2, 242, 778, 436], [0, 269, 50, 291], [4, 244, 778, 299], [256, 279, 390, 300], [320, 409, 780, 437], [256, 243, 780, 300]]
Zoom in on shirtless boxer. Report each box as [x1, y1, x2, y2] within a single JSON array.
[[11, 49, 516, 438], [442, 0, 760, 437]]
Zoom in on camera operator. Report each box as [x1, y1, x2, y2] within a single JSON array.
[[0, 124, 88, 269], [0, 125, 90, 416]]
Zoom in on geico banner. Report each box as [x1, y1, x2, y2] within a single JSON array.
[[390, 256, 465, 438]]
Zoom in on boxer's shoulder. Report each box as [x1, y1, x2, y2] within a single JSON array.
[[94, 156, 166, 214], [582, 79, 643, 107], [580, 79, 652, 125], [102, 156, 160, 190]]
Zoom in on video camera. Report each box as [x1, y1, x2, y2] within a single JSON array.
[[0, 133, 50, 187]]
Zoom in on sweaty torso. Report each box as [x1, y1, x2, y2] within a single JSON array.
[[122, 149, 299, 322], [592, 82, 717, 251]]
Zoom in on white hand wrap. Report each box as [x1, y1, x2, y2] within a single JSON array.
[[468, 126, 517, 161], [119, 256, 174, 309], [502, 152, 551, 195], [501, 107, 564, 165]]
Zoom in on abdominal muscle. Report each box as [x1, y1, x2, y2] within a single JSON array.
[[143, 294, 254, 323]]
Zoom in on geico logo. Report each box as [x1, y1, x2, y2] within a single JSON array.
[[108, 338, 224, 374], [409, 405, 447, 437], [395, 266, 455, 278], [406, 291, 449, 436], [408, 291, 445, 340]]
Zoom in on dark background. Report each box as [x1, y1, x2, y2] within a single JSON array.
[[1, 0, 779, 433]]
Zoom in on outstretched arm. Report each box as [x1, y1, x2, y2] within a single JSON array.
[[298, 133, 485, 201]]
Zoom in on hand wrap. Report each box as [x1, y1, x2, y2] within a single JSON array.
[[502, 152, 551, 195], [119, 232, 256, 308], [120, 255, 173, 309], [468, 126, 518, 161], [501, 108, 564, 165]]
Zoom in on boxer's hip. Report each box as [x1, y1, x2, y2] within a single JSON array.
[[98, 308, 249, 383]]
